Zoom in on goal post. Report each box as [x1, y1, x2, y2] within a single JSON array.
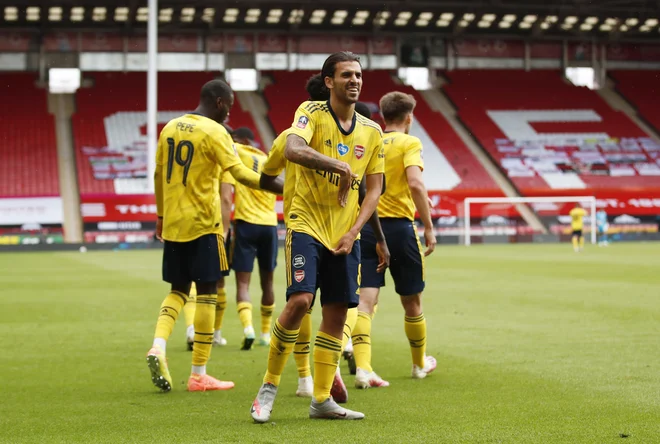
[[463, 196, 597, 246]]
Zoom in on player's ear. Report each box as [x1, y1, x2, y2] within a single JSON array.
[[324, 75, 333, 91]]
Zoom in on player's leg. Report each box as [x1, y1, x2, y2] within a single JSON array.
[[213, 276, 228, 346], [572, 231, 579, 252], [188, 234, 234, 391], [233, 221, 259, 349], [578, 230, 585, 251], [146, 240, 190, 392], [353, 223, 388, 388], [183, 283, 196, 351], [251, 230, 318, 423], [257, 225, 278, 346], [390, 219, 436, 379], [309, 244, 364, 420], [213, 230, 232, 346], [294, 308, 313, 397]]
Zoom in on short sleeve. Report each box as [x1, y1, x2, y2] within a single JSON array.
[[365, 131, 384, 175], [221, 170, 235, 185], [287, 102, 316, 144], [210, 127, 241, 171], [403, 137, 424, 171]]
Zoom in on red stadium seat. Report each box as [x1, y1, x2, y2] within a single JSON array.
[[0, 73, 59, 197]]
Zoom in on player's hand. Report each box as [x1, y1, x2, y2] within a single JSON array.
[[375, 240, 390, 273], [423, 227, 436, 257], [156, 217, 164, 243], [332, 232, 356, 255], [337, 162, 358, 208]]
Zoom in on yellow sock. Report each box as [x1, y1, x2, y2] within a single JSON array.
[[214, 288, 227, 331], [352, 311, 373, 372], [260, 303, 275, 335], [579, 236, 585, 249], [372, 303, 378, 320], [404, 314, 427, 368], [572, 237, 578, 250], [154, 291, 187, 340], [293, 309, 313, 378], [191, 294, 217, 366], [183, 292, 196, 327], [237, 301, 253, 330], [342, 307, 358, 351], [313, 331, 342, 403], [264, 320, 299, 386]]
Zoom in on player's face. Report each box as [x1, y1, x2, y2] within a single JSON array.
[[216, 93, 235, 123], [328, 61, 362, 104]]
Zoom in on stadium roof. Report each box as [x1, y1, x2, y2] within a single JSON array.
[[2, 0, 660, 42]]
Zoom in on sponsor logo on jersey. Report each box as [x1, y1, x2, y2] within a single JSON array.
[[354, 145, 364, 159], [294, 269, 305, 282], [297, 116, 309, 129], [293, 254, 306, 268], [337, 143, 349, 156]]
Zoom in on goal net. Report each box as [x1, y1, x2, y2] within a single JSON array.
[[463, 196, 597, 246]]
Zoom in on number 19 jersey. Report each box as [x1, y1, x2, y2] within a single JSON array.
[[287, 101, 384, 250], [156, 113, 241, 242]]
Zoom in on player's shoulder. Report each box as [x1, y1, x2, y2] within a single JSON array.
[[299, 100, 329, 115], [355, 114, 383, 136]]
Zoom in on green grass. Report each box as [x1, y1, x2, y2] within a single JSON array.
[[1, 243, 659, 443]]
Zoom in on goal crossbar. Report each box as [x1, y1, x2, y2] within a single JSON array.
[[464, 196, 597, 246]]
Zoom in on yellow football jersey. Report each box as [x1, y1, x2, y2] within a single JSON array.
[[221, 143, 277, 226], [287, 101, 384, 250], [570, 207, 587, 230], [262, 129, 297, 224], [156, 113, 241, 242], [377, 131, 424, 221]]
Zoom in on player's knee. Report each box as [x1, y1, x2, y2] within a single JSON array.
[[321, 304, 348, 330], [197, 281, 218, 295], [286, 293, 313, 318], [171, 282, 192, 295], [400, 293, 422, 316]]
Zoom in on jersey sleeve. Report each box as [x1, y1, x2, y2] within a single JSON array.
[[221, 170, 235, 185], [262, 133, 288, 176], [403, 137, 424, 171], [365, 131, 385, 175], [287, 102, 316, 144], [210, 127, 242, 171]]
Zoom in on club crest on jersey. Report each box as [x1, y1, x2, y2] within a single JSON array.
[[354, 145, 365, 159], [337, 143, 349, 156], [294, 270, 305, 283], [297, 116, 309, 129]]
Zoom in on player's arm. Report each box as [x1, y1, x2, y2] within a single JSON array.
[[358, 177, 389, 271], [406, 165, 436, 256], [220, 182, 233, 239], [259, 173, 284, 194], [285, 134, 356, 207], [154, 135, 165, 242]]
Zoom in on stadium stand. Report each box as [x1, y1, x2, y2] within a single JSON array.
[[264, 70, 502, 196], [610, 71, 660, 134], [0, 73, 59, 197], [72, 72, 259, 195], [442, 70, 660, 194]]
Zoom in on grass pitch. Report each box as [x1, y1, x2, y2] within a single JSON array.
[[0, 243, 659, 443]]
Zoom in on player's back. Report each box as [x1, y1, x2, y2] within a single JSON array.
[[569, 207, 586, 229], [287, 101, 384, 249], [232, 143, 277, 226], [158, 113, 235, 241], [377, 131, 423, 221]]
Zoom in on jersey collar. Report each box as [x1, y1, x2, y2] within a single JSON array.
[[327, 100, 356, 136]]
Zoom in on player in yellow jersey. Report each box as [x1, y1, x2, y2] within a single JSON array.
[[221, 127, 278, 350], [260, 74, 389, 402], [251, 51, 384, 422], [352, 91, 438, 389], [146, 79, 278, 393], [569, 203, 588, 252]]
